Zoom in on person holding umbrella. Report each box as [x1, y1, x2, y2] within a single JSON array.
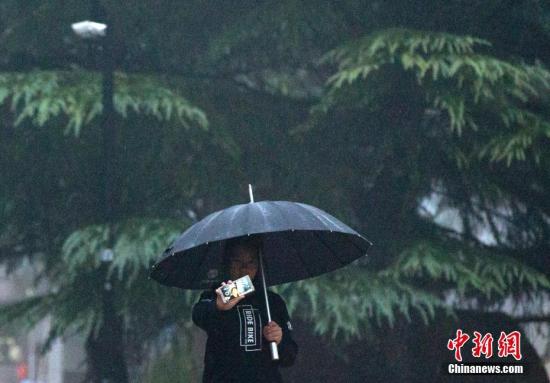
[[150, 186, 372, 381], [192, 235, 298, 382]]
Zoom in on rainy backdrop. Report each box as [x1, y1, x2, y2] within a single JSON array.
[[0, 1, 550, 382]]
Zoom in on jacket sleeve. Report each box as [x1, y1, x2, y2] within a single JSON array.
[[272, 294, 298, 367], [192, 290, 227, 333]]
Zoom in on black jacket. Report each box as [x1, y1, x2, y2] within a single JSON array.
[[192, 283, 298, 382]]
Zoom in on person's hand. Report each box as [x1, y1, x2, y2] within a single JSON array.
[[215, 280, 245, 311], [263, 321, 283, 345]]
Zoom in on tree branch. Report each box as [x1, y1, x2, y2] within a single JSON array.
[[514, 315, 550, 323]]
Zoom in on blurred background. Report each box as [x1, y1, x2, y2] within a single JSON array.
[[0, 1, 549, 382]]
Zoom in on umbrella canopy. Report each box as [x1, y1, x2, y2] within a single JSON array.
[[149, 200, 372, 289]]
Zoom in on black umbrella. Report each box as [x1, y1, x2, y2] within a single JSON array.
[[150, 185, 372, 359]]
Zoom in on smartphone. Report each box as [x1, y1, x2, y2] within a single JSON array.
[[218, 275, 255, 303]]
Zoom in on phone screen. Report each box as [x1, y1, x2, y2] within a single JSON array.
[[219, 275, 255, 303]]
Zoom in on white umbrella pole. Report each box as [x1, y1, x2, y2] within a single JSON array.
[[248, 184, 254, 203], [258, 247, 279, 360], [248, 184, 278, 360]]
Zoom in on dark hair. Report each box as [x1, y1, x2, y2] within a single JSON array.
[[222, 235, 261, 275]]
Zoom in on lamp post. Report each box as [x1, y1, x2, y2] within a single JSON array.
[[96, 247, 128, 383], [72, 2, 128, 382]]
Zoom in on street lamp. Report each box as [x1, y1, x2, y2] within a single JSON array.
[[72, 10, 127, 383], [71, 20, 107, 39]]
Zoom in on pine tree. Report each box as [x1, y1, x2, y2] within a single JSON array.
[[1, 1, 550, 381]]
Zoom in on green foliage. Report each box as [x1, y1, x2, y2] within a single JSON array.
[[61, 218, 183, 286], [320, 28, 550, 164], [478, 108, 550, 165], [324, 28, 489, 87], [0, 218, 199, 353], [0, 70, 208, 135], [275, 267, 448, 341], [387, 240, 550, 298], [271, 235, 550, 340], [0, 280, 101, 353], [1, 3, 549, 377], [56, 218, 201, 318]]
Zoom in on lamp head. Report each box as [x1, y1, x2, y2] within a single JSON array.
[[71, 20, 107, 39]]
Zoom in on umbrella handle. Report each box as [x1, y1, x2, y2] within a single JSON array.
[[269, 342, 279, 360], [258, 247, 280, 361]]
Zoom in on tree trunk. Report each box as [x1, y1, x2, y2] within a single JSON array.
[[84, 2, 128, 382]]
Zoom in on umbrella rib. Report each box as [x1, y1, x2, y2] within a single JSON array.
[[292, 202, 328, 230], [189, 244, 209, 289], [284, 230, 316, 278], [193, 209, 226, 246], [338, 230, 372, 254], [274, 204, 317, 279], [349, 235, 372, 254], [293, 203, 371, 254], [296, 203, 348, 232], [311, 231, 347, 268]]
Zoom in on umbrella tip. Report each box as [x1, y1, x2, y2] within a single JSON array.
[[248, 184, 254, 203]]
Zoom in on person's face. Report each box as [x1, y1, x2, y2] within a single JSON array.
[[229, 246, 259, 280]]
